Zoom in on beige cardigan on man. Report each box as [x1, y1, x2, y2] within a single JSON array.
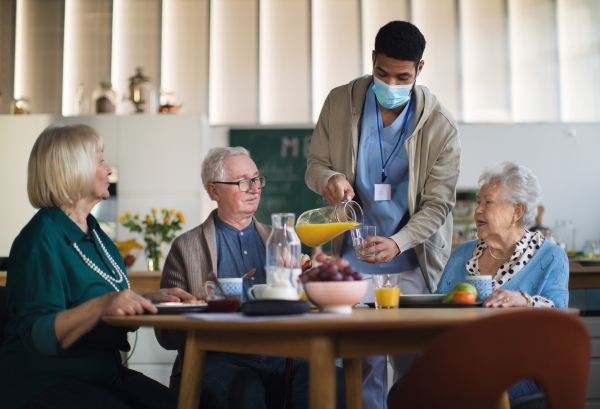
[[154, 209, 272, 389], [306, 75, 461, 293]]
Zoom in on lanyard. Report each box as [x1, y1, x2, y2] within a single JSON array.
[[376, 94, 412, 183]]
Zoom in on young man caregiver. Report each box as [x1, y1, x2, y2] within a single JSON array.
[[305, 21, 461, 409]]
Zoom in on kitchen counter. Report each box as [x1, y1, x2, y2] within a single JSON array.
[[569, 262, 600, 289], [0, 270, 163, 293]]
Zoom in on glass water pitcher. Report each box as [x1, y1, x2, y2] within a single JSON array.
[[295, 200, 364, 247], [265, 213, 302, 300]]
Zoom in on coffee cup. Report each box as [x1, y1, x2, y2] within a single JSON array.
[[465, 276, 494, 301], [205, 277, 243, 297], [264, 286, 302, 301], [247, 284, 268, 300]]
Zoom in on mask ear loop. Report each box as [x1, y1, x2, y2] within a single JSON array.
[[409, 60, 423, 97]]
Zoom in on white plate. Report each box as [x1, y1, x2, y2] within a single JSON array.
[[400, 294, 445, 304], [155, 302, 208, 314], [155, 302, 208, 308]]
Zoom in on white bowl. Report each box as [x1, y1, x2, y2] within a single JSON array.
[[304, 280, 369, 313]]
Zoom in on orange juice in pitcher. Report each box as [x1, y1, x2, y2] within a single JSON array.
[[295, 201, 363, 247]]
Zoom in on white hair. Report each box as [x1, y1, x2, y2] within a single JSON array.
[[201, 146, 251, 190], [478, 161, 542, 228]]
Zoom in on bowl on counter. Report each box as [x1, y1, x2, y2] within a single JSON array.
[[304, 280, 369, 314]]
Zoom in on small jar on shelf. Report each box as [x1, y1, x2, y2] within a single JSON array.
[[91, 82, 117, 114]]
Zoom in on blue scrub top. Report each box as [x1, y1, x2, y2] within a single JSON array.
[[341, 81, 420, 274]]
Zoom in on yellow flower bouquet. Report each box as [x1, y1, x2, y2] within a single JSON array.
[[119, 208, 185, 271]]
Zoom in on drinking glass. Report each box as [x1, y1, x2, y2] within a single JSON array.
[[372, 273, 401, 309], [351, 226, 378, 258]]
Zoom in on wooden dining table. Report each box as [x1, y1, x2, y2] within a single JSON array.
[[103, 307, 578, 409]]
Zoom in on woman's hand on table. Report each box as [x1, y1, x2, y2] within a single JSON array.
[[56, 290, 158, 349], [321, 174, 354, 204], [483, 289, 527, 308], [143, 288, 196, 303], [100, 290, 158, 316], [360, 236, 400, 263]]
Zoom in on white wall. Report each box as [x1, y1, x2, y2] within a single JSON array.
[[458, 123, 600, 249], [0, 114, 214, 266], [0, 115, 57, 256], [1, 118, 599, 256]]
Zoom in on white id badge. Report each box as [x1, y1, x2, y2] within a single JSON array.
[[374, 184, 392, 201]]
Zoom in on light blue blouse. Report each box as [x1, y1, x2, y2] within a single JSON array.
[[341, 82, 420, 274]]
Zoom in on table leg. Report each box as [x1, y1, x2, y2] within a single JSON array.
[[496, 391, 510, 409], [178, 330, 206, 409], [309, 336, 336, 409], [342, 358, 362, 409]]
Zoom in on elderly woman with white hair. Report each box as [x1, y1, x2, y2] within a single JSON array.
[[0, 124, 195, 409], [436, 161, 568, 308], [434, 161, 568, 408]]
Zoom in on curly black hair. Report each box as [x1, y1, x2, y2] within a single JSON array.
[[374, 21, 426, 69]]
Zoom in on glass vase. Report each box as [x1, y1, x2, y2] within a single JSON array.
[[146, 241, 163, 272]]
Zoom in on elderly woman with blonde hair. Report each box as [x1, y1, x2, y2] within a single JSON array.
[[0, 124, 195, 409], [435, 161, 568, 408]]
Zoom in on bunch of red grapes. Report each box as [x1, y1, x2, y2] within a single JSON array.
[[299, 253, 363, 283]]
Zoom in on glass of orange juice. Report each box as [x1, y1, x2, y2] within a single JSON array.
[[372, 273, 401, 309]]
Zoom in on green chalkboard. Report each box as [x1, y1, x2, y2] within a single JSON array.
[[229, 129, 329, 252]]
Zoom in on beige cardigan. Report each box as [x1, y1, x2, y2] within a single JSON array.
[[306, 75, 461, 292], [154, 209, 272, 389]]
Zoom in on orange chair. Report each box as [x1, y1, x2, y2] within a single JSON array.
[[388, 310, 591, 409]]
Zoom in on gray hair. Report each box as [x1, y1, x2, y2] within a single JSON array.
[[201, 146, 251, 189], [478, 162, 542, 228]]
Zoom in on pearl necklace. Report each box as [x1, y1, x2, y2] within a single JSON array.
[[487, 247, 512, 260], [72, 230, 131, 292]]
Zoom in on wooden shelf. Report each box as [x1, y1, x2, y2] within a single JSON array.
[[0, 270, 162, 293]]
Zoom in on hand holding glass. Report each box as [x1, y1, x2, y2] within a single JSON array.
[[351, 226, 378, 258]]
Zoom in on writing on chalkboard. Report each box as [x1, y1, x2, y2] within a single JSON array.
[[281, 136, 311, 158], [230, 128, 329, 252]]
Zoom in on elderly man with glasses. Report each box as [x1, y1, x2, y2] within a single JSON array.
[[155, 147, 345, 409]]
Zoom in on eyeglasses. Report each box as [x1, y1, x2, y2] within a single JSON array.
[[212, 176, 267, 192]]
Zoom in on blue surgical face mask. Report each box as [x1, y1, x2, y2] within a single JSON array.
[[372, 75, 415, 110]]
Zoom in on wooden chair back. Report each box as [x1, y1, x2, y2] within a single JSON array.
[[389, 309, 591, 409]]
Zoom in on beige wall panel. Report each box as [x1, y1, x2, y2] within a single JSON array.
[[63, 0, 112, 116], [209, 0, 258, 124], [111, 0, 161, 114], [161, 0, 209, 114], [412, 0, 459, 120], [312, 0, 361, 122], [14, 0, 65, 114], [509, 0, 559, 122], [259, 0, 310, 124], [360, 0, 408, 75], [557, 0, 600, 122], [460, 0, 510, 122]]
